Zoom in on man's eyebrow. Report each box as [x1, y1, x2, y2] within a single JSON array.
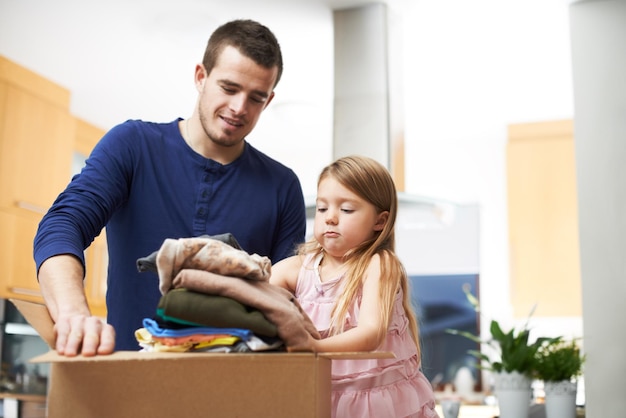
[[218, 79, 270, 99], [218, 79, 240, 88]]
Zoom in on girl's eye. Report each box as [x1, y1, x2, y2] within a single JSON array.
[[341, 209, 354, 214], [316, 207, 327, 213]]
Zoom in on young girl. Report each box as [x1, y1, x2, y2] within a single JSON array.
[[270, 156, 439, 418]]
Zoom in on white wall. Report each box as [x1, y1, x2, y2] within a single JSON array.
[[398, 0, 578, 338]]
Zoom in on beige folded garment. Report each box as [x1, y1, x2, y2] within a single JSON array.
[[156, 236, 271, 294]]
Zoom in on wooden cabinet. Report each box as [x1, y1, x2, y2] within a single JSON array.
[[0, 57, 108, 317], [0, 82, 74, 210], [0, 57, 74, 302], [507, 120, 582, 318], [0, 209, 43, 301], [84, 230, 108, 318]]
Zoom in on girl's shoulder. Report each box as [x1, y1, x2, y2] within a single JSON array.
[[368, 249, 402, 269], [365, 252, 383, 272], [271, 253, 313, 291], [362, 250, 404, 284], [275, 253, 308, 270]]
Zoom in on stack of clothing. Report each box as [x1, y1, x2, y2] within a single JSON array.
[[136, 234, 319, 353]]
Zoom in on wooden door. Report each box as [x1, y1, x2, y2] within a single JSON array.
[[507, 120, 582, 317]]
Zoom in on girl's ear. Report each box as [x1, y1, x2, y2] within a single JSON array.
[[373, 211, 389, 231]]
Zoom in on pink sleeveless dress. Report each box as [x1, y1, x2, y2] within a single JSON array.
[[295, 254, 439, 418]]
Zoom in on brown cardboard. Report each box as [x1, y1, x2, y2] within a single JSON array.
[[11, 299, 393, 418], [11, 298, 55, 348]]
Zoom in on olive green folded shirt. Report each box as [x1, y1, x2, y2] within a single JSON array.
[[156, 288, 278, 337]]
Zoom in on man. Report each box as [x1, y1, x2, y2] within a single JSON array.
[[34, 19, 306, 356]]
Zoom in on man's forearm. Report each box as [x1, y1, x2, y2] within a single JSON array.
[[38, 254, 90, 321], [38, 254, 115, 356]]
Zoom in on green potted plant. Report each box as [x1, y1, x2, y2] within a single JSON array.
[[534, 338, 585, 418], [447, 289, 557, 418], [535, 337, 584, 382], [447, 288, 556, 376], [462, 317, 546, 375]]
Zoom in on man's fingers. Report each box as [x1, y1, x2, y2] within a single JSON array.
[[53, 318, 71, 354], [82, 317, 115, 356], [97, 324, 116, 355], [80, 317, 102, 356], [62, 315, 86, 356], [52, 315, 114, 356]]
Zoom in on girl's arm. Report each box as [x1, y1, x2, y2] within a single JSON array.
[[309, 254, 386, 353], [269, 255, 302, 294]]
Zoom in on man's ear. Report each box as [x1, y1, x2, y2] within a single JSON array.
[[373, 211, 389, 231], [263, 91, 276, 110], [194, 64, 207, 91]]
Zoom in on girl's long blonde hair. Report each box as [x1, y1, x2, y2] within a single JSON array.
[[298, 155, 421, 357]]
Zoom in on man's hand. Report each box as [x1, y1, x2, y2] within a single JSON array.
[[53, 313, 115, 356], [38, 255, 116, 356]]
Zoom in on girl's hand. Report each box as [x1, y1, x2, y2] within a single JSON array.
[[286, 333, 319, 353]]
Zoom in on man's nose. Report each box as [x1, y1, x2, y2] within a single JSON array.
[[229, 94, 247, 115]]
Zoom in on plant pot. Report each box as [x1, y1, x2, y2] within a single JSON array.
[[544, 380, 577, 418], [494, 371, 532, 418]]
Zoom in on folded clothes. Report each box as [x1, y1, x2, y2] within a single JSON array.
[[190, 336, 284, 353], [156, 288, 278, 337], [155, 236, 272, 294], [136, 233, 242, 273], [135, 327, 240, 352], [142, 317, 253, 341], [137, 234, 317, 352], [172, 269, 320, 351], [136, 326, 284, 353]]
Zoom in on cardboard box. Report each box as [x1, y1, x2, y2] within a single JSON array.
[[12, 299, 391, 418]]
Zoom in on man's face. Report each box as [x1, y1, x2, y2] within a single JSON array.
[[197, 45, 277, 148]]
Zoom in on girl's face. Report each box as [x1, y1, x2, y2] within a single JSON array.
[[314, 176, 387, 258]]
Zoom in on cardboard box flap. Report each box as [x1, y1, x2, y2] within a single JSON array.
[[30, 349, 394, 364], [11, 298, 395, 363], [9, 298, 55, 348], [30, 350, 322, 363]]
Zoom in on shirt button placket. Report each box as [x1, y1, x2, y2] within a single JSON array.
[[192, 168, 213, 235]]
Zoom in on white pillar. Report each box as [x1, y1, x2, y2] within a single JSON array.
[[333, 3, 392, 168], [569, 0, 626, 415]]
